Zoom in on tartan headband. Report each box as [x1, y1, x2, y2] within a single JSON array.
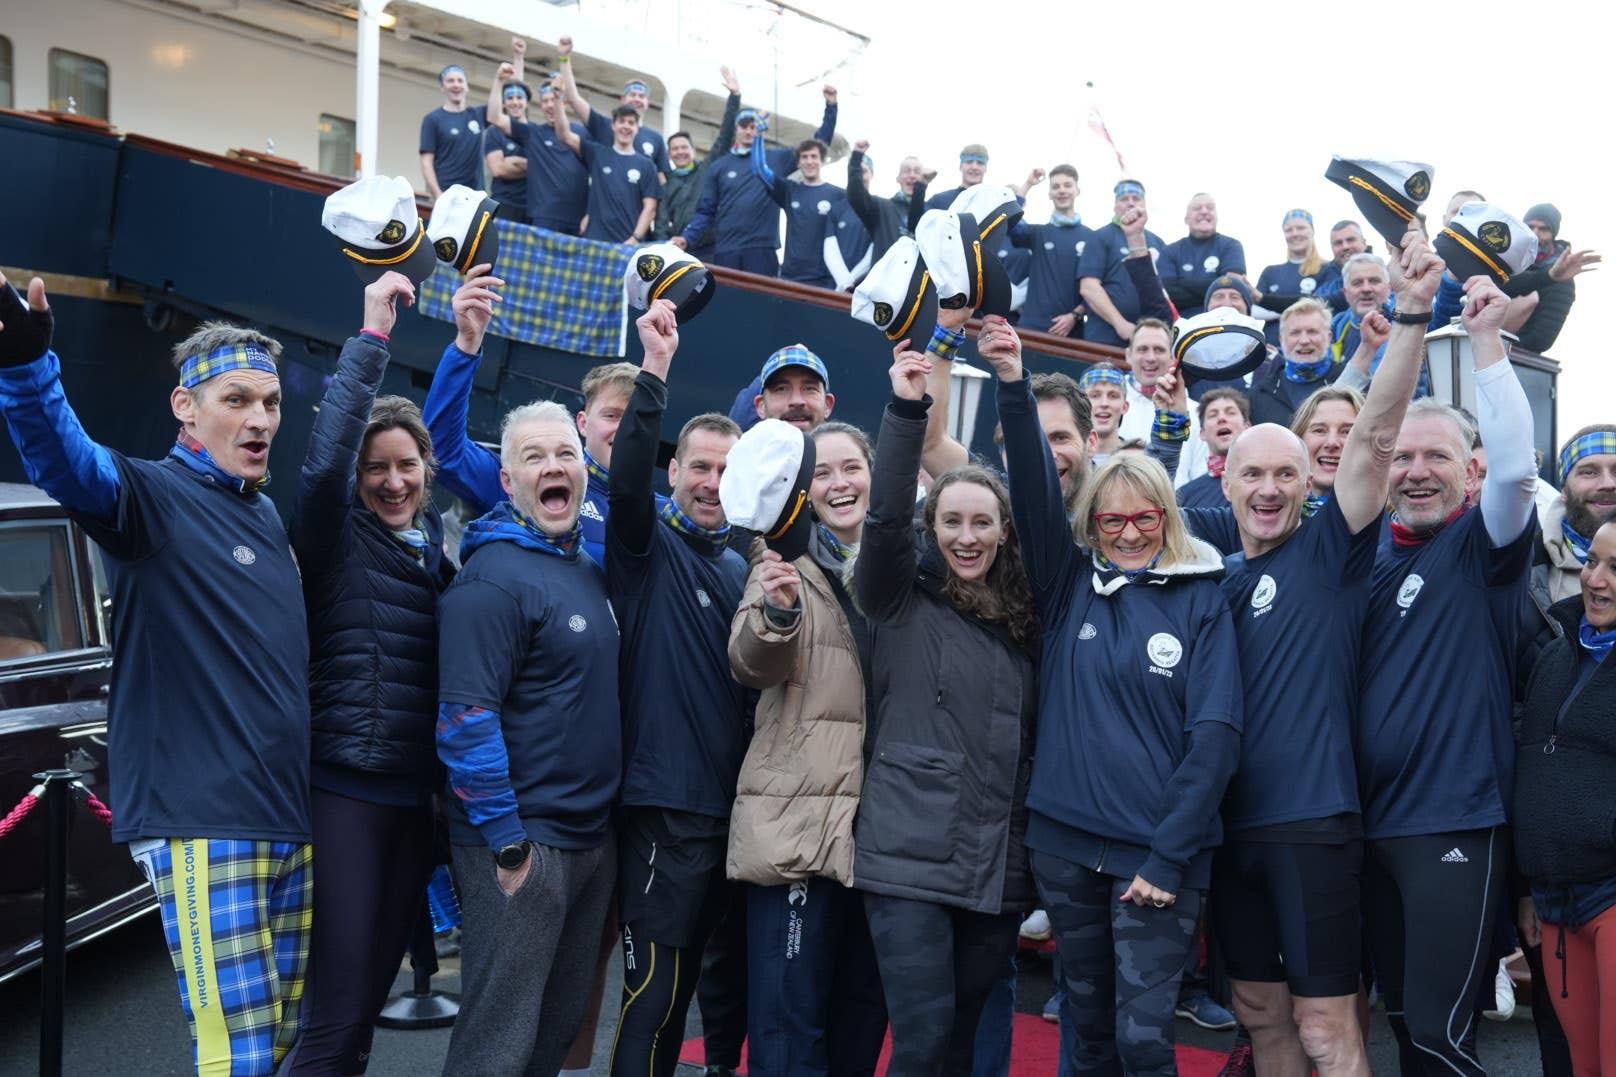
[[960, 153, 989, 164], [623, 80, 649, 94], [1080, 366, 1126, 388], [1559, 431, 1616, 484], [1283, 208, 1313, 225], [1114, 180, 1145, 198], [180, 344, 278, 389]]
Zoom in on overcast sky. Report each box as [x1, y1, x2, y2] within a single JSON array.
[[689, 0, 1614, 442]]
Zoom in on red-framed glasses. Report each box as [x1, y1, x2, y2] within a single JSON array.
[[1093, 508, 1165, 535]]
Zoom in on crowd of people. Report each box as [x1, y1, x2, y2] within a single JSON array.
[[0, 37, 1612, 1077], [417, 37, 1594, 361]]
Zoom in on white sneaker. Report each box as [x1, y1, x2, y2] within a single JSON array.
[[1019, 908, 1052, 940], [1482, 956, 1516, 1021]]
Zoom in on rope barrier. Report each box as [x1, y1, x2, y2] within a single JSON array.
[[0, 783, 45, 839], [71, 780, 114, 828]]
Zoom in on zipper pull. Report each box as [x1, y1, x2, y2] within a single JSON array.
[[1544, 735, 1557, 755]]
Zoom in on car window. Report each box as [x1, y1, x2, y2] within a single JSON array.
[[0, 523, 85, 661]]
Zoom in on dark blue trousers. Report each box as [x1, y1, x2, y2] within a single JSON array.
[[746, 878, 887, 1076], [712, 247, 781, 277]]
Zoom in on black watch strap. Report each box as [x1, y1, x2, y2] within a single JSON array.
[[1389, 308, 1433, 325]]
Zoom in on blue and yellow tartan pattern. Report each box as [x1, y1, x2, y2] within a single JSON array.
[[1152, 408, 1190, 442], [1558, 429, 1616, 484], [133, 838, 314, 1076], [179, 344, 278, 389], [418, 219, 634, 359]]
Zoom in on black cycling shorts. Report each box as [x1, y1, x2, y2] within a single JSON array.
[[616, 805, 733, 949]]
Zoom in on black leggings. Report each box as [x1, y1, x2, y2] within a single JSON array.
[[283, 789, 433, 1076], [1362, 827, 1505, 1077], [608, 925, 708, 1077], [862, 892, 1020, 1077]]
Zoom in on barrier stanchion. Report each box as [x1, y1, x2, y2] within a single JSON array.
[[33, 768, 81, 1077]]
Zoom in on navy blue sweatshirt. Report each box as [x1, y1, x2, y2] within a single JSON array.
[[682, 103, 837, 253], [0, 352, 311, 844], [1219, 498, 1375, 832], [483, 125, 528, 217], [507, 115, 591, 233], [437, 505, 620, 850], [608, 371, 749, 818], [1159, 233, 1247, 317], [752, 144, 846, 287], [997, 374, 1241, 893], [1078, 222, 1169, 347], [1012, 218, 1095, 334], [1360, 507, 1536, 839]]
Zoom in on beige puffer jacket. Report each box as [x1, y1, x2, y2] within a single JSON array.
[[726, 550, 866, 887]]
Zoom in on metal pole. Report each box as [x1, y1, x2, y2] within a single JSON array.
[[34, 768, 80, 1077], [355, 0, 387, 178]]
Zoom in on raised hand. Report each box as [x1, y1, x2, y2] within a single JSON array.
[[0, 272, 53, 368], [1025, 166, 1047, 189], [1550, 248, 1601, 282], [636, 298, 679, 372], [720, 65, 740, 95], [452, 264, 504, 354], [511, 37, 526, 57], [557, 35, 573, 58], [921, 165, 938, 184], [976, 315, 1023, 382], [1460, 276, 1509, 336], [853, 139, 870, 155], [1120, 205, 1149, 247], [1358, 308, 1391, 353], [362, 271, 415, 338], [1152, 368, 1187, 413], [888, 339, 932, 401], [822, 84, 837, 104], [495, 61, 515, 84], [757, 549, 801, 609], [1396, 234, 1445, 309]]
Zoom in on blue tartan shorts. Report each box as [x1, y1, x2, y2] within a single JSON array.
[[132, 838, 314, 1077]]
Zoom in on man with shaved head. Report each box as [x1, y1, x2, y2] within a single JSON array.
[[1169, 225, 1440, 1077]]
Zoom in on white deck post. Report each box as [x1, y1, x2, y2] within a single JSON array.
[[355, 0, 387, 177]]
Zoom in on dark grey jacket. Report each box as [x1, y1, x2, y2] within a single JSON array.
[[653, 92, 740, 250], [852, 396, 1037, 915]]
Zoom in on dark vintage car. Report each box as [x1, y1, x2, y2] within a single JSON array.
[[0, 482, 155, 984]]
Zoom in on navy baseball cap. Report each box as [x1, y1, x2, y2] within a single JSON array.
[[760, 344, 828, 390]]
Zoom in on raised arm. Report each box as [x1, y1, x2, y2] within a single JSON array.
[[750, 130, 789, 207], [0, 275, 120, 522], [422, 267, 506, 515], [1467, 275, 1539, 546], [486, 63, 514, 134], [919, 306, 972, 478], [983, 317, 1080, 602], [555, 36, 592, 125], [813, 85, 838, 144], [728, 550, 807, 689], [295, 273, 413, 570], [1334, 229, 1436, 532], [608, 302, 678, 557], [1119, 207, 1173, 322], [703, 67, 741, 165], [846, 142, 879, 234], [552, 94, 583, 157], [854, 348, 930, 622]]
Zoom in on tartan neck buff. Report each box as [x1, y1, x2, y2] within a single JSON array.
[[1302, 492, 1326, 519], [170, 428, 268, 494], [585, 450, 609, 488], [1562, 519, 1592, 565], [511, 504, 581, 557], [1050, 211, 1080, 227], [670, 162, 696, 176], [1558, 430, 1616, 484], [180, 343, 278, 389], [391, 523, 430, 559], [817, 523, 854, 563], [1095, 548, 1162, 585], [1581, 618, 1616, 664], [1284, 355, 1335, 384], [660, 497, 729, 551]]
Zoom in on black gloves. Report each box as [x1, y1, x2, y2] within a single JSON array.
[[0, 280, 54, 368]]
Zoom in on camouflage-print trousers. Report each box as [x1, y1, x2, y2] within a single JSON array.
[[1032, 849, 1201, 1077], [862, 892, 1021, 1077]]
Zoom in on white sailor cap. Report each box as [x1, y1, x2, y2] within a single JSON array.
[[1435, 202, 1538, 285], [951, 183, 1023, 249], [426, 185, 501, 274], [915, 209, 1013, 319], [623, 243, 717, 323], [1172, 307, 1268, 383], [718, 418, 817, 562], [322, 175, 438, 284], [851, 236, 936, 342], [1325, 156, 1434, 246]]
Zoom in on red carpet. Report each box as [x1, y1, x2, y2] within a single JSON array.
[[680, 1012, 1230, 1074]]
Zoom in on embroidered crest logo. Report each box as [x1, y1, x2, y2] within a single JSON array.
[[434, 237, 458, 262], [1147, 632, 1183, 669], [873, 302, 893, 327], [1079, 623, 1097, 640], [1300, 277, 1317, 294], [376, 219, 407, 244], [1404, 171, 1431, 201], [637, 254, 664, 282], [627, 168, 642, 183], [1396, 573, 1425, 609], [568, 615, 587, 633], [696, 588, 712, 608], [1203, 256, 1220, 272], [1478, 221, 1511, 252], [1251, 574, 1277, 610], [232, 545, 257, 566]]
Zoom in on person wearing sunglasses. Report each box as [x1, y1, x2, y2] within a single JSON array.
[[979, 313, 1241, 1077]]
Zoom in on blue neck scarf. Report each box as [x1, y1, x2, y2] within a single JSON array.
[[1562, 519, 1593, 564], [670, 162, 696, 176], [585, 450, 609, 490], [1302, 492, 1328, 519], [1051, 211, 1081, 227], [728, 144, 752, 157], [510, 504, 581, 558], [390, 523, 430, 559], [1580, 617, 1616, 664], [170, 429, 268, 494], [659, 498, 729, 552], [817, 523, 854, 563], [1284, 355, 1335, 384], [1096, 549, 1163, 583]]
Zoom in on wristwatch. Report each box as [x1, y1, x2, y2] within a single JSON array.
[[494, 841, 530, 870]]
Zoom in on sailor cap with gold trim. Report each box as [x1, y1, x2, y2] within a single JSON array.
[[952, 184, 1024, 250], [718, 418, 818, 562], [915, 209, 1014, 319], [1172, 307, 1268, 383], [851, 235, 937, 342], [623, 243, 717, 323], [322, 175, 438, 284], [1324, 156, 1435, 246], [426, 185, 501, 274], [1434, 202, 1538, 285]]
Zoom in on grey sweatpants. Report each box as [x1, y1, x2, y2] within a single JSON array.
[[443, 834, 617, 1077]]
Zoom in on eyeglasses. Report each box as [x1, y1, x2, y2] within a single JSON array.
[[1093, 508, 1164, 535]]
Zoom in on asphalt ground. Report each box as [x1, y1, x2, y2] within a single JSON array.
[[0, 915, 1545, 1076]]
